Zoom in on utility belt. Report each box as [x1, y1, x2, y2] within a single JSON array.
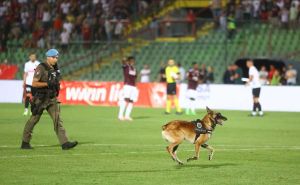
[[35, 88, 56, 99], [31, 88, 56, 115]]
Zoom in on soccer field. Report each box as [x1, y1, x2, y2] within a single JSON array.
[[0, 104, 299, 185]]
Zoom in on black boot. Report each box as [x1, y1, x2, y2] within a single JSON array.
[[21, 141, 33, 149], [62, 141, 78, 150]]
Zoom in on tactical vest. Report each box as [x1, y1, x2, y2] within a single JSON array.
[[35, 63, 60, 98]]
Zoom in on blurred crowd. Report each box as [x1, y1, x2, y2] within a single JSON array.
[[0, 0, 168, 52], [212, 0, 300, 37], [223, 63, 298, 85]]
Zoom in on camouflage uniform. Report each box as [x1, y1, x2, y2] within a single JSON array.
[[22, 62, 69, 145]]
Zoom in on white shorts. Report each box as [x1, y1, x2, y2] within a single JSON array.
[[186, 89, 198, 100], [122, 85, 139, 102]]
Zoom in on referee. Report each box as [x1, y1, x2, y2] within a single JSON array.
[[165, 59, 182, 114], [246, 60, 263, 116]]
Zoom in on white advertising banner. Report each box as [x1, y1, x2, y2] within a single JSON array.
[[179, 84, 300, 112], [1, 80, 300, 112], [0, 80, 23, 103]]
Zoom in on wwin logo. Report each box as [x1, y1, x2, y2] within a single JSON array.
[[66, 87, 107, 102]]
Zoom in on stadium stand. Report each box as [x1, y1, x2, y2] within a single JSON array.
[[0, 0, 299, 84]]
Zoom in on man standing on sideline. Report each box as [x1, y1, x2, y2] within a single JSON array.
[[185, 62, 200, 115], [246, 60, 263, 116], [165, 59, 182, 114], [118, 56, 138, 121], [21, 49, 78, 150], [23, 53, 40, 116]]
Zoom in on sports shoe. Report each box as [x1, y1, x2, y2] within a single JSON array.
[[190, 111, 196, 116], [124, 117, 133, 121], [164, 112, 171, 115], [118, 116, 124, 121], [21, 141, 33, 149], [176, 111, 183, 115], [185, 109, 190, 115], [62, 141, 78, 150], [258, 111, 264, 116]]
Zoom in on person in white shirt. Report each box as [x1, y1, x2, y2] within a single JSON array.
[[177, 63, 186, 83], [60, 28, 70, 51], [259, 65, 269, 85], [286, 64, 297, 85], [23, 53, 40, 116], [246, 60, 263, 116], [140, 64, 151, 83]]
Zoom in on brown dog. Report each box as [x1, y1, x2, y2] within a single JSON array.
[[161, 107, 227, 165]]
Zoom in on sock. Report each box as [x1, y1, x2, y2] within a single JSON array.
[[118, 100, 126, 118], [174, 97, 181, 112], [257, 103, 262, 111], [25, 97, 30, 108], [125, 103, 133, 118], [190, 100, 196, 114], [253, 103, 258, 112], [166, 99, 171, 113]]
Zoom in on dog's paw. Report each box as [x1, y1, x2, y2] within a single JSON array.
[[208, 151, 214, 161], [187, 156, 198, 162]]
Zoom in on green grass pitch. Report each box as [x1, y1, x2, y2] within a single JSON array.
[[0, 103, 299, 185]]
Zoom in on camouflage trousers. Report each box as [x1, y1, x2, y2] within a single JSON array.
[[22, 98, 68, 145]]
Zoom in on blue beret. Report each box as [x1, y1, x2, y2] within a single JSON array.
[[46, 49, 59, 57]]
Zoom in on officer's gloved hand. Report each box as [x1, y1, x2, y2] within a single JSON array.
[[47, 79, 58, 89]]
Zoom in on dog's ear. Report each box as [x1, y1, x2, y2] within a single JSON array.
[[206, 106, 213, 114]]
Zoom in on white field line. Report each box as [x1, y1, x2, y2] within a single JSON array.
[[0, 146, 300, 159]]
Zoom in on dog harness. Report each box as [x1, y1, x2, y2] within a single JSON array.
[[191, 119, 212, 143]]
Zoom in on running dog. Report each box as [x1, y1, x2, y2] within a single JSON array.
[[161, 107, 227, 165]]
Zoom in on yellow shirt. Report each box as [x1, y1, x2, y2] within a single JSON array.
[[165, 66, 179, 83]]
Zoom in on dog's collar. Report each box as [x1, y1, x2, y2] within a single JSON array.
[[209, 117, 217, 130]]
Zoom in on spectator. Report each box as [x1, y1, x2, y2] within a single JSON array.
[[227, 14, 236, 39], [199, 63, 207, 83], [223, 65, 234, 84], [281, 7, 289, 29], [211, 0, 222, 26], [219, 11, 227, 31], [290, 2, 299, 29], [206, 66, 214, 84], [286, 64, 297, 85], [270, 69, 281, 85], [158, 62, 166, 82], [186, 10, 196, 35], [268, 64, 276, 82], [104, 18, 112, 43], [60, 28, 70, 52], [42, 6, 51, 30], [232, 64, 243, 84], [259, 65, 269, 85], [114, 19, 123, 40], [140, 64, 151, 83], [60, 0, 71, 16], [252, 0, 261, 19], [82, 20, 91, 48], [177, 63, 186, 83], [53, 15, 63, 36]]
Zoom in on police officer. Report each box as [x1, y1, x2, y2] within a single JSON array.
[[21, 49, 78, 150]]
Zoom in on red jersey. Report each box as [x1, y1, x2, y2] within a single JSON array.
[[187, 68, 200, 90], [122, 64, 137, 86]]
